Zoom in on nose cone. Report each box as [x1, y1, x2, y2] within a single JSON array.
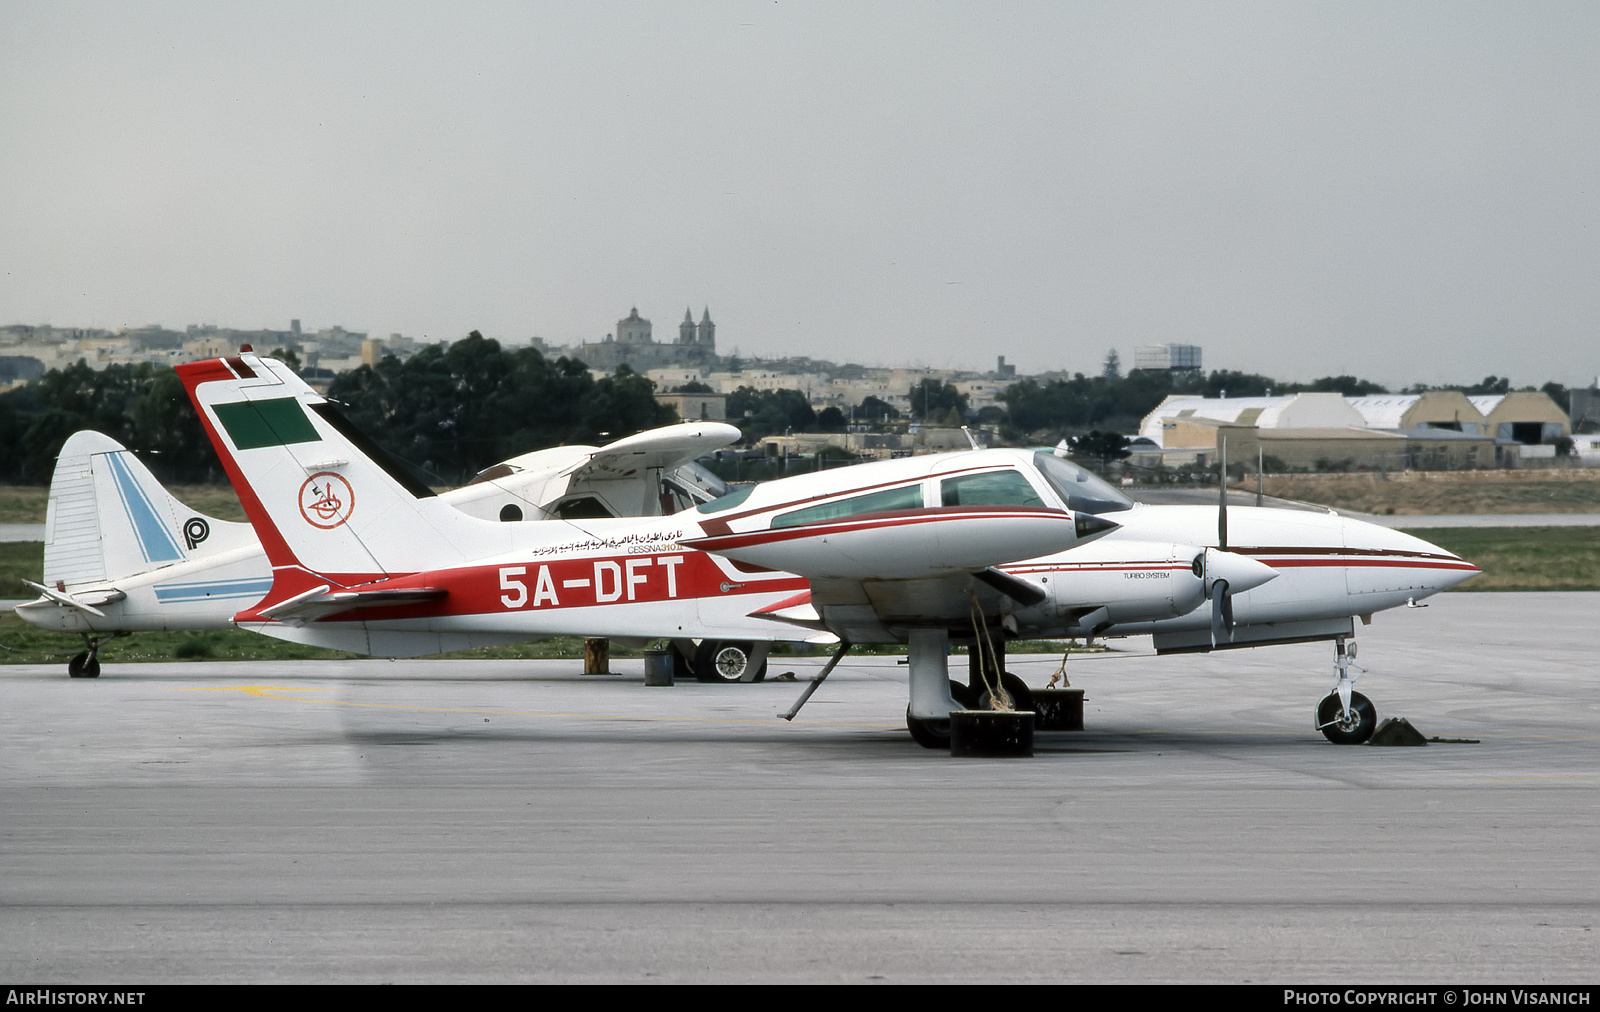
[[1341, 518, 1482, 594], [1408, 531, 1482, 591], [1204, 547, 1279, 594]]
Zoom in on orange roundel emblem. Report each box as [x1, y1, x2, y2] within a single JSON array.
[[299, 472, 355, 529]]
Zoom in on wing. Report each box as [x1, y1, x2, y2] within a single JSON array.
[[568, 422, 743, 482], [684, 504, 1114, 642]]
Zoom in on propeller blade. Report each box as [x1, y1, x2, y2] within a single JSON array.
[[1209, 578, 1232, 648]]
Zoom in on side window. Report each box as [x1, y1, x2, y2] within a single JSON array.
[[940, 469, 1045, 508], [555, 496, 614, 520], [772, 484, 923, 529]]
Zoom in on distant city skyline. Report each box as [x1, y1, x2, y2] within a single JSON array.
[[3, 3, 1597, 389]]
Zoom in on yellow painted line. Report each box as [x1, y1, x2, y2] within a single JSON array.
[[171, 684, 900, 728]]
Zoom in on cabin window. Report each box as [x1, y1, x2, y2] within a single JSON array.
[[771, 484, 923, 529], [467, 462, 521, 486], [554, 496, 614, 520], [939, 469, 1044, 508]]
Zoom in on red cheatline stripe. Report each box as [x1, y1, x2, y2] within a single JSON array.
[[687, 507, 1069, 552], [1007, 564, 1191, 574], [1242, 545, 1464, 562], [1260, 558, 1480, 571]]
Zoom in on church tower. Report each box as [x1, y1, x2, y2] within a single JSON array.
[[679, 308, 696, 346], [696, 308, 715, 349], [616, 307, 652, 345]]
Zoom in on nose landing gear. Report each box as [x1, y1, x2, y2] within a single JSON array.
[[1315, 637, 1376, 744]]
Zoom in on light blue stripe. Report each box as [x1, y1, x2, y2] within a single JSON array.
[[106, 453, 184, 564], [154, 579, 273, 603]]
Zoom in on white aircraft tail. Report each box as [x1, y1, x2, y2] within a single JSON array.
[[176, 353, 522, 605], [41, 430, 258, 590]]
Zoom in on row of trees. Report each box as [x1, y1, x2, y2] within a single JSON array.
[[326, 333, 672, 483], [0, 333, 674, 486], [0, 361, 211, 484]]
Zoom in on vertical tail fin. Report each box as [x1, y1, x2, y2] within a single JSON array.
[[42, 430, 256, 589], [175, 354, 519, 596]]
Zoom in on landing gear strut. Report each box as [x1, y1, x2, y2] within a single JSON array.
[[1315, 637, 1376, 744], [905, 629, 964, 749]]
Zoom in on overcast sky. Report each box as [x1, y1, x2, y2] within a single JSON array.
[[2, 1, 1597, 388]]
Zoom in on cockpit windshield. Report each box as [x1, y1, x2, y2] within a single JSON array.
[[1032, 451, 1135, 514], [672, 461, 731, 503]]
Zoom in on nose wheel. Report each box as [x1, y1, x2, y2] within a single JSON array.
[[1316, 690, 1376, 744], [66, 633, 124, 678], [1315, 637, 1376, 744], [67, 650, 101, 679]]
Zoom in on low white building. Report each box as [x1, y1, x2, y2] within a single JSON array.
[[1139, 393, 1365, 447]]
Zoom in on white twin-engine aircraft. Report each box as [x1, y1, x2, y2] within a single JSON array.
[[15, 420, 742, 677], [173, 353, 1476, 747]]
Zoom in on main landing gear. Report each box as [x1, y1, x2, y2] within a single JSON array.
[[905, 680, 977, 748], [903, 625, 1037, 749], [671, 639, 769, 683], [1315, 637, 1377, 744]]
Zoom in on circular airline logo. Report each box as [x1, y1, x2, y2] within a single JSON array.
[[299, 472, 355, 529], [183, 517, 210, 550]]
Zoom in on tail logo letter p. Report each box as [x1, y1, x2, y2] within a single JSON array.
[[183, 517, 210, 549]]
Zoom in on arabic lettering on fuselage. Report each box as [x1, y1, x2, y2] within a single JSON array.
[[528, 530, 686, 558]]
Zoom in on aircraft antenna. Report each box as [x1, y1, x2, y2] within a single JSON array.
[[1218, 436, 1228, 551]]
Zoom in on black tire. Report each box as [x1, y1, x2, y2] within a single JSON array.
[[977, 672, 1033, 712], [906, 680, 979, 749], [906, 710, 952, 749], [68, 651, 100, 679], [1316, 691, 1376, 745], [693, 640, 767, 683], [949, 679, 980, 710], [668, 642, 696, 682]]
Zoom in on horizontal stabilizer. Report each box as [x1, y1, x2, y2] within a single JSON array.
[[747, 590, 826, 630], [255, 583, 449, 625], [21, 580, 124, 617]]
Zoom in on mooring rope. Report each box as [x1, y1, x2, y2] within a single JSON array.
[[1046, 641, 1072, 689], [967, 592, 1012, 711]]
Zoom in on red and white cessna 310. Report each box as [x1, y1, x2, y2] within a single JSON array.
[[177, 353, 1477, 747]]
